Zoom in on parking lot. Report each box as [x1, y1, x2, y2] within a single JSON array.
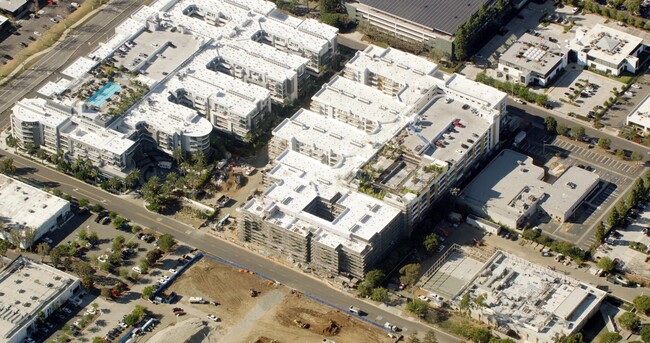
[[547, 67, 625, 118], [515, 127, 642, 249], [0, 1, 81, 65], [594, 204, 650, 279]]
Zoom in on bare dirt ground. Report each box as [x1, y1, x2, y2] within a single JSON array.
[[163, 258, 392, 343]]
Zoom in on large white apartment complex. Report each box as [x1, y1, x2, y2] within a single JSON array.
[[239, 45, 506, 278], [11, 0, 338, 176], [0, 256, 81, 343]]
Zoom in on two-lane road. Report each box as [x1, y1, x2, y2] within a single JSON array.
[[6, 151, 460, 342]]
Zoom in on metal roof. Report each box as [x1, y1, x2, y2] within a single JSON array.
[[358, 0, 493, 36]]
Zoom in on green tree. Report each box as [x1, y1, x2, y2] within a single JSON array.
[[556, 123, 569, 136], [598, 333, 621, 343], [544, 116, 557, 133], [571, 126, 586, 141], [124, 169, 141, 189], [370, 287, 388, 302], [36, 242, 51, 262], [157, 234, 176, 252], [471, 328, 491, 343], [406, 299, 430, 317], [0, 240, 9, 258], [598, 137, 611, 149], [399, 263, 420, 286], [49, 247, 62, 267], [616, 149, 625, 159], [112, 216, 127, 230], [357, 283, 372, 297], [618, 311, 640, 330], [100, 288, 111, 299], [634, 295, 650, 315], [597, 257, 615, 273], [595, 221, 606, 244], [92, 204, 104, 212], [631, 151, 643, 165], [364, 269, 385, 288], [0, 158, 17, 175], [607, 207, 620, 228], [640, 325, 650, 343], [142, 285, 156, 299], [423, 233, 440, 254], [78, 198, 90, 209]]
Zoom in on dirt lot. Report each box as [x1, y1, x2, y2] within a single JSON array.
[[164, 258, 392, 343]]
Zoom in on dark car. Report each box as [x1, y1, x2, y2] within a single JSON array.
[[20, 42, 28, 47], [28, 36, 36, 41]]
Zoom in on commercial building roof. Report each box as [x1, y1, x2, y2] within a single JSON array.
[[459, 250, 606, 341], [67, 123, 136, 156], [357, 0, 491, 36], [444, 73, 506, 111], [572, 24, 644, 67], [460, 149, 599, 223], [0, 175, 70, 234], [499, 33, 566, 77], [0, 0, 27, 13], [62, 57, 99, 80], [0, 256, 79, 341], [0, 14, 8, 26], [626, 92, 650, 129]]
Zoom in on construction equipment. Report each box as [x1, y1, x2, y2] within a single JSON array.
[[249, 289, 258, 297], [294, 319, 309, 329]]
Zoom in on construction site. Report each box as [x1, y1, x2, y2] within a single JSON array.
[[154, 258, 392, 343]]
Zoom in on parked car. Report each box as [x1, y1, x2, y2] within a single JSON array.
[[207, 314, 220, 322], [384, 322, 398, 332]]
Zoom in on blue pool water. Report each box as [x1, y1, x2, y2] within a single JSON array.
[[86, 82, 122, 108]]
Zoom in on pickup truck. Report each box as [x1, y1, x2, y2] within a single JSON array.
[[348, 305, 361, 314]]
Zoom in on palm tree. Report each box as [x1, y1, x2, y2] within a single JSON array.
[[125, 169, 141, 189], [172, 147, 184, 165]]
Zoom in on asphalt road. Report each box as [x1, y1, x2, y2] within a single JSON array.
[[0, 0, 143, 129], [508, 100, 650, 159], [5, 151, 459, 342]]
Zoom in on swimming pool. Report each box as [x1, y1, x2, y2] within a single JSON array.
[[86, 82, 122, 108]]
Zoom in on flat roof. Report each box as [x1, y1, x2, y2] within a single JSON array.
[[0, 14, 8, 25], [500, 33, 566, 77], [409, 96, 492, 164], [460, 251, 606, 341], [444, 73, 506, 111], [67, 123, 136, 156], [460, 149, 546, 219], [243, 149, 401, 253], [0, 0, 27, 13], [572, 24, 644, 67], [0, 174, 70, 234], [62, 57, 99, 80], [0, 256, 79, 341], [346, 45, 439, 105], [460, 149, 600, 221], [12, 98, 70, 128], [627, 93, 650, 128], [357, 0, 492, 36]]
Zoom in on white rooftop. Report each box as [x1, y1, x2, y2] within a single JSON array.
[[572, 24, 644, 67], [461, 251, 606, 341], [61, 57, 99, 80], [346, 45, 439, 105], [0, 175, 70, 234], [121, 87, 213, 138], [312, 75, 411, 125], [444, 73, 506, 111], [67, 123, 136, 156], [544, 166, 600, 217], [0, 256, 79, 341], [12, 98, 70, 128], [244, 149, 401, 252], [499, 33, 567, 77], [627, 94, 650, 128]]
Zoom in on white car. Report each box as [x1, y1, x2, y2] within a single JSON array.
[[624, 91, 634, 97], [168, 268, 176, 274], [514, 98, 524, 104], [207, 314, 220, 322], [418, 295, 430, 302], [25, 338, 36, 343], [86, 307, 96, 315], [97, 255, 108, 263], [436, 244, 446, 253], [61, 307, 72, 314], [384, 322, 398, 332], [132, 266, 142, 274], [632, 84, 641, 89], [43, 237, 53, 244]]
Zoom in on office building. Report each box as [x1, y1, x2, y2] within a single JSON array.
[[498, 33, 568, 86], [0, 256, 81, 343], [0, 175, 71, 249]]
